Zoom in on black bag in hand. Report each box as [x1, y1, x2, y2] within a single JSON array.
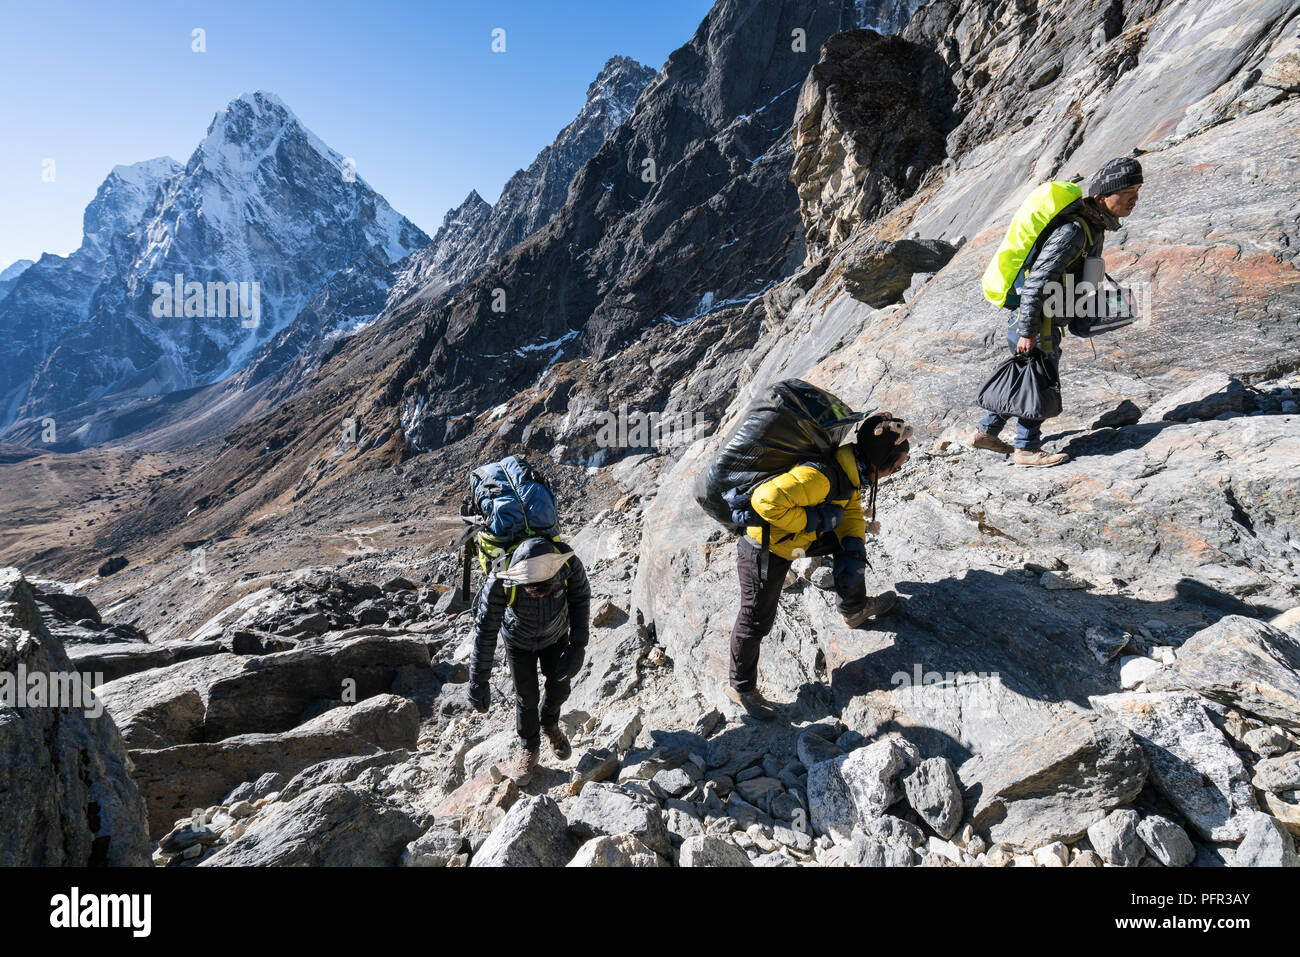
[[976, 350, 1062, 420]]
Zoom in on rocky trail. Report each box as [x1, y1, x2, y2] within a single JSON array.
[[6, 382, 1300, 866]]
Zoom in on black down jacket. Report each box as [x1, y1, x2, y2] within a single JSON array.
[[470, 539, 591, 682]]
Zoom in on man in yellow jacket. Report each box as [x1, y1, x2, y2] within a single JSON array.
[[727, 421, 908, 719]]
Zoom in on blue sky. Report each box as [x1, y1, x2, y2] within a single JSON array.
[[0, 0, 714, 267]]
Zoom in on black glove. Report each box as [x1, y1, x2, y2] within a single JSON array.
[[467, 678, 490, 713], [557, 643, 587, 682], [803, 503, 844, 533]]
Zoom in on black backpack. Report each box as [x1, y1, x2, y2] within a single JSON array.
[[695, 380, 866, 579]]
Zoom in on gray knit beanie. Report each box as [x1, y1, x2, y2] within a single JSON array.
[[1088, 157, 1143, 196]]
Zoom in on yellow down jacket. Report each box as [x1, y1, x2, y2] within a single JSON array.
[[745, 445, 867, 560]]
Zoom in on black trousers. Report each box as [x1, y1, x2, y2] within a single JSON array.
[[505, 638, 570, 745], [729, 535, 865, 693]]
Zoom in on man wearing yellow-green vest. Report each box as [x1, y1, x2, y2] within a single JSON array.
[[970, 157, 1143, 466]]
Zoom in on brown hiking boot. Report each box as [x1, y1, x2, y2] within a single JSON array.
[[504, 743, 540, 784], [725, 685, 779, 721], [1012, 449, 1069, 468], [967, 429, 1014, 455], [542, 723, 571, 760], [841, 590, 898, 628]]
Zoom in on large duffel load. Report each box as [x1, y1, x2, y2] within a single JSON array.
[[695, 379, 864, 530]]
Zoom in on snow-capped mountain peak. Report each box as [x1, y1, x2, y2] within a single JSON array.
[[1, 91, 427, 432]]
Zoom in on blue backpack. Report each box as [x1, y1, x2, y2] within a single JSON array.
[[458, 456, 559, 598]]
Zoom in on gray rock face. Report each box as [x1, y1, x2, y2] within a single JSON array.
[[1137, 814, 1196, 867], [1233, 812, 1299, 867], [402, 825, 464, 867], [624, 0, 1298, 871], [677, 835, 753, 867], [0, 568, 151, 865], [131, 693, 419, 837], [202, 783, 422, 866], [564, 781, 673, 858], [841, 240, 958, 307], [808, 738, 912, 840], [1146, 617, 1300, 731], [472, 795, 575, 867], [1087, 809, 1144, 867], [902, 756, 963, 839], [958, 715, 1147, 848], [1091, 691, 1256, 841]]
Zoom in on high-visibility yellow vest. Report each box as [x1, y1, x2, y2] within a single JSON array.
[[982, 181, 1083, 309]]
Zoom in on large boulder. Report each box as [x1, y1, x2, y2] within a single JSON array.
[[1087, 809, 1145, 867], [202, 783, 423, 866], [471, 795, 575, 867], [1232, 812, 1299, 867], [0, 568, 150, 865], [958, 714, 1147, 848], [1146, 617, 1300, 731], [99, 633, 430, 748], [807, 738, 913, 840], [902, 756, 963, 839], [790, 29, 954, 261], [1091, 691, 1256, 841], [131, 694, 419, 837], [564, 781, 673, 858]]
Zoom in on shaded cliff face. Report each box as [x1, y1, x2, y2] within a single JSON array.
[[0, 568, 151, 866], [392, 0, 866, 452], [636, 0, 1299, 765]]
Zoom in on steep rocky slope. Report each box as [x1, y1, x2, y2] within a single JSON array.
[[632, 0, 1300, 861]]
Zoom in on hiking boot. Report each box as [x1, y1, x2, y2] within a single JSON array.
[[967, 429, 1014, 455], [1012, 449, 1069, 468], [725, 685, 779, 721], [542, 723, 571, 760], [841, 590, 898, 628], [504, 743, 540, 784]]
